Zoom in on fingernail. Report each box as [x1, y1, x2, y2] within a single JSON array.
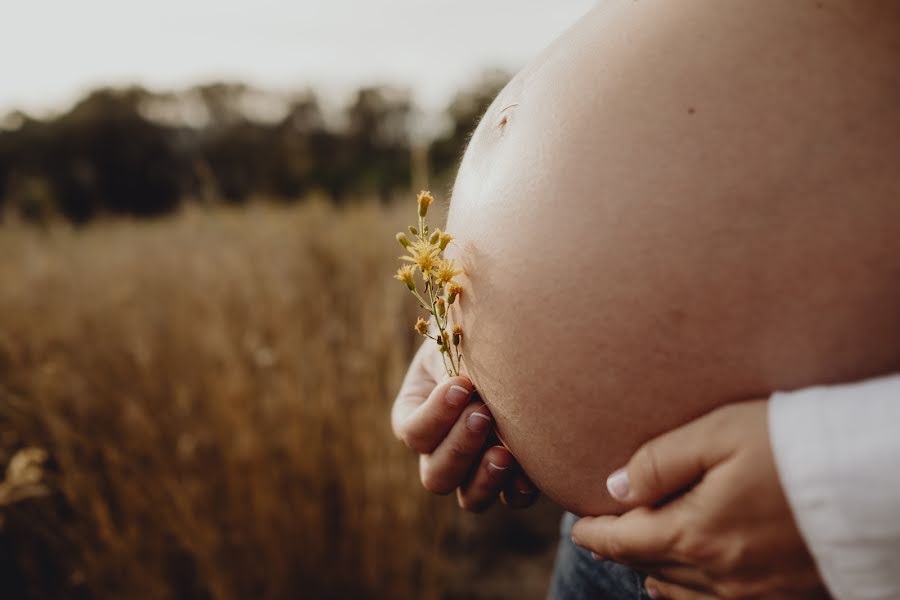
[[646, 584, 660, 599], [590, 551, 602, 561], [466, 411, 491, 433], [487, 461, 508, 472], [446, 385, 470, 407], [606, 468, 630, 500]]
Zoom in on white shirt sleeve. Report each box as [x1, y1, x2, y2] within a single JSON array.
[[769, 374, 900, 600]]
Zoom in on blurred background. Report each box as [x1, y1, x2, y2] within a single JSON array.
[[0, 1, 593, 598]]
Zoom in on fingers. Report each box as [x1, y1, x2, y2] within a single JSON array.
[[644, 577, 718, 600], [607, 409, 732, 508], [456, 445, 515, 512], [572, 509, 681, 565], [419, 402, 494, 494], [500, 466, 540, 509], [395, 376, 475, 454], [392, 342, 540, 512]]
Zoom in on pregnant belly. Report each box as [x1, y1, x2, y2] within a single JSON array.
[[454, 211, 900, 516], [444, 0, 900, 515]]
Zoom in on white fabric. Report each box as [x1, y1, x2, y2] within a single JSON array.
[[769, 374, 900, 600]]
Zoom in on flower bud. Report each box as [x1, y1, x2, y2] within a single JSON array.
[[452, 325, 463, 346], [414, 317, 429, 336], [396, 232, 411, 248], [436, 297, 446, 318], [417, 191, 434, 218], [429, 230, 440, 245], [442, 330, 450, 348], [439, 232, 453, 251], [447, 283, 462, 305], [408, 225, 418, 236]]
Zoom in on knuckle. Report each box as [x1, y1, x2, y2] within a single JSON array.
[[658, 521, 684, 557], [677, 529, 715, 564], [419, 462, 454, 495], [421, 475, 452, 495], [632, 442, 665, 498], [396, 424, 414, 446], [399, 428, 431, 454], [604, 536, 628, 563], [445, 434, 479, 463], [718, 536, 751, 573]]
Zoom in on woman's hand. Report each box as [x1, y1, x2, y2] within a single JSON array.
[[572, 401, 827, 599], [391, 342, 538, 512]]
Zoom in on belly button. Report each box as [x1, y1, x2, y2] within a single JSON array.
[[497, 102, 519, 130]]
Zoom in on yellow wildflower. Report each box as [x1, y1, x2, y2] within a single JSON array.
[[414, 317, 429, 336], [400, 238, 441, 274], [394, 190, 465, 377], [435, 259, 462, 286], [394, 265, 416, 290]]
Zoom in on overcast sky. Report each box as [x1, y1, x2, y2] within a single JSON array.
[[1, 0, 595, 117]]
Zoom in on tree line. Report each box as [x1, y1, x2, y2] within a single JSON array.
[[0, 72, 509, 223]]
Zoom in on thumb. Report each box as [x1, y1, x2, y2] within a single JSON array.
[[607, 408, 730, 508], [391, 341, 445, 437]]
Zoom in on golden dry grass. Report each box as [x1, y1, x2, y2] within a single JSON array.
[[0, 201, 560, 600]]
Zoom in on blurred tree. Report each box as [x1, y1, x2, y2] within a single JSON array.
[[196, 82, 253, 130], [0, 112, 46, 222], [341, 86, 414, 201], [196, 121, 277, 202], [0, 88, 180, 222], [272, 93, 327, 198], [0, 73, 508, 224], [60, 88, 182, 220]]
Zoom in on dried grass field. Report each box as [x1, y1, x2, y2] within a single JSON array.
[[0, 201, 561, 600]]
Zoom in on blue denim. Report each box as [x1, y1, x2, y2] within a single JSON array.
[[548, 512, 652, 600]]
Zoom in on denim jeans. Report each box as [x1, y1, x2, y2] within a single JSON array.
[[548, 512, 652, 600]]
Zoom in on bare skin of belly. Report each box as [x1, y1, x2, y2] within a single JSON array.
[[444, 0, 900, 516]]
